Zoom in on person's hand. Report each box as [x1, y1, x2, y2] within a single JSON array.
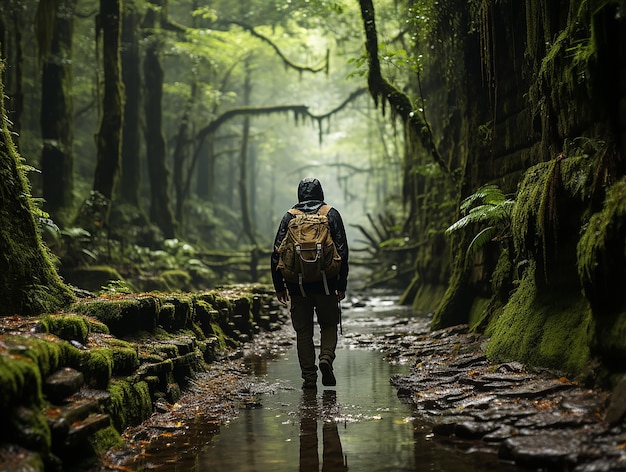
[[276, 290, 289, 305], [336, 291, 345, 301]]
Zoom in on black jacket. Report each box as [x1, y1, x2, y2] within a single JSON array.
[[271, 178, 349, 295]]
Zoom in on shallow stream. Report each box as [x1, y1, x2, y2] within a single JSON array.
[[194, 297, 520, 471]]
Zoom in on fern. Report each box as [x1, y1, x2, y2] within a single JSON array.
[[446, 185, 515, 265]]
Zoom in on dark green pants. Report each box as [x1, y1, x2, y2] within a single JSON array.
[[290, 293, 340, 382]]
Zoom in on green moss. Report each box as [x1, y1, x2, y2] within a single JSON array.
[[485, 262, 593, 377], [594, 311, 626, 374], [159, 303, 176, 329], [0, 351, 44, 411], [106, 379, 152, 431], [73, 297, 157, 335], [85, 317, 110, 334], [39, 314, 89, 344], [61, 265, 125, 293], [468, 296, 490, 331], [87, 425, 123, 456], [160, 295, 193, 330], [110, 346, 139, 375], [3, 335, 79, 382], [78, 347, 113, 389], [5, 405, 51, 454], [577, 177, 626, 311], [160, 269, 192, 292], [431, 258, 473, 329], [0, 67, 76, 316]]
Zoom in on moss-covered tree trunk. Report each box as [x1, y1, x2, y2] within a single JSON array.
[[119, 0, 141, 207], [40, 0, 76, 222], [142, 0, 177, 239], [93, 0, 124, 206], [0, 63, 75, 316]]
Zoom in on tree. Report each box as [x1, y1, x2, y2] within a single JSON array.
[[93, 0, 124, 206], [142, 0, 178, 239], [37, 0, 78, 223], [119, 0, 142, 207], [0, 61, 75, 316], [0, 0, 25, 146]]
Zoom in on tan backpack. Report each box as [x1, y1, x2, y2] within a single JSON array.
[[277, 205, 341, 296]]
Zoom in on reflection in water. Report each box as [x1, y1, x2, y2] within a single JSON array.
[[299, 390, 348, 472]]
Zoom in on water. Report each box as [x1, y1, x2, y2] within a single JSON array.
[[196, 299, 519, 472]]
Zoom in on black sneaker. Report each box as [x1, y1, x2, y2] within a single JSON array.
[[319, 360, 336, 386]]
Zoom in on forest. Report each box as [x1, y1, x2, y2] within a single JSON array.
[[2, 0, 626, 399]]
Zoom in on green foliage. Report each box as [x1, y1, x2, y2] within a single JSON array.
[[577, 177, 626, 302], [445, 184, 515, 265], [100, 280, 134, 296]]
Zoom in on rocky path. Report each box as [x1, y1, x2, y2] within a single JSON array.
[[372, 323, 626, 472]]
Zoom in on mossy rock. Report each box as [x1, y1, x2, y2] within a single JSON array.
[[61, 266, 126, 293], [77, 348, 113, 389], [160, 295, 193, 330], [106, 379, 152, 431], [72, 296, 158, 336], [38, 314, 90, 344], [160, 269, 193, 292], [485, 262, 593, 378], [110, 345, 140, 376], [0, 348, 44, 411]]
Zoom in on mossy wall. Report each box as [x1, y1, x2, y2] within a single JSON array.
[[0, 285, 284, 470], [408, 1, 626, 382]]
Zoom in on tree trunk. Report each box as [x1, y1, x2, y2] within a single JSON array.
[[0, 63, 75, 316], [173, 83, 196, 225], [195, 137, 213, 200], [0, 0, 24, 145], [238, 63, 256, 247], [119, 0, 141, 206], [93, 0, 124, 205], [143, 1, 177, 239], [40, 0, 76, 222]]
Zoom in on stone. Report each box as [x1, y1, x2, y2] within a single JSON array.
[[499, 434, 581, 468], [44, 368, 85, 404], [63, 413, 111, 449], [604, 375, 626, 425]]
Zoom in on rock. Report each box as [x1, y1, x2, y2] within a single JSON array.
[[431, 415, 475, 436], [0, 443, 44, 472], [604, 375, 626, 425], [497, 379, 574, 399], [63, 413, 111, 449], [499, 434, 581, 468], [454, 420, 500, 439], [44, 368, 84, 404]]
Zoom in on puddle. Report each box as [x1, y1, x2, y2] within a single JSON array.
[[99, 295, 522, 471], [197, 301, 520, 472]]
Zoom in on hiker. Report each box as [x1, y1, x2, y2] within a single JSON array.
[[271, 177, 349, 389]]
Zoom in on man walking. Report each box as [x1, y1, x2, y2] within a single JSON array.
[[271, 178, 349, 389]]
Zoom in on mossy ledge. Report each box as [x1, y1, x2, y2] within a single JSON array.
[[0, 285, 285, 471]]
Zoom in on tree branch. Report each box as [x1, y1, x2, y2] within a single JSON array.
[[221, 20, 328, 74], [357, 0, 453, 178]]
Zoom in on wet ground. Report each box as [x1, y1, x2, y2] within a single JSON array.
[[96, 292, 626, 472]]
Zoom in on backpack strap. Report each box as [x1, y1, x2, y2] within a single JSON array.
[[288, 205, 332, 216], [317, 205, 332, 216]]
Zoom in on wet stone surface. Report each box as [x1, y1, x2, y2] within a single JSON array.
[[373, 322, 626, 472]]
